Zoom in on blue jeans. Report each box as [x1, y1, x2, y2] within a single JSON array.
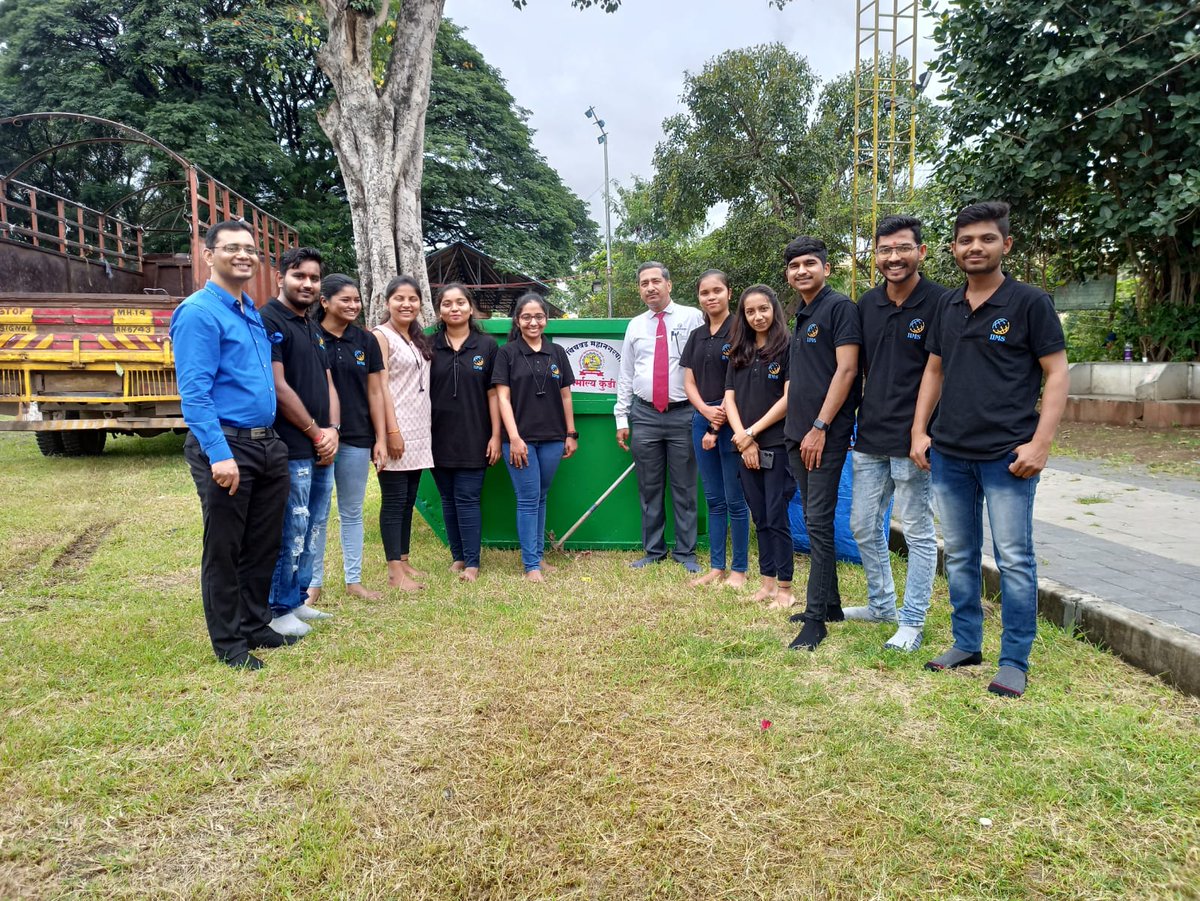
[[849, 451, 937, 627], [270, 458, 334, 616], [311, 444, 372, 587], [432, 466, 487, 568], [502, 440, 564, 571], [692, 412, 750, 572], [932, 448, 1040, 671]]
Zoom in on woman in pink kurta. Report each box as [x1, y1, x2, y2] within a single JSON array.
[[373, 275, 434, 591]]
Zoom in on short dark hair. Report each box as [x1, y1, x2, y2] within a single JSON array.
[[204, 219, 254, 249], [954, 201, 1011, 239], [508, 292, 550, 341], [876, 215, 922, 245], [783, 236, 828, 266], [279, 246, 323, 276], [696, 269, 731, 324], [435, 282, 482, 334], [381, 274, 431, 359], [637, 261, 670, 282]]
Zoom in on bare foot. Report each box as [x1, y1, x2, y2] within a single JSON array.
[[399, 558, 426, 578], [689, 569, 726, 588], [459, 567, 480, 582], [540, 560, 557, 574], [767, 591, 797, 610], [345, 583, 382, 600], [724, 571, 748, 589], [525, 569, 545, 583], [387, 575, 425, 592], [449, 561, 466, 573], [752, 580, 778, 603], [306, 587, 323, 605]]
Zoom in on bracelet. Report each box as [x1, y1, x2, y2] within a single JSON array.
[[302, 419, 316, 434], [387, 428, 401, 435], [707, 424, 720, 434], [566, 431, 579, 440]]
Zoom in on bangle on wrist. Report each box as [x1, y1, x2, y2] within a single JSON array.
[[387, 428, 401, 435]]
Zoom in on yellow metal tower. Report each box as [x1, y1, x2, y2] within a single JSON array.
[[850, 0, 921, 298]]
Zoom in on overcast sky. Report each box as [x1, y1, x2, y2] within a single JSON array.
[[442, 0, 940, 228]]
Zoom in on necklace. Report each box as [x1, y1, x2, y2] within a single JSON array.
[[521, 348, 550, 397], [395, 326, 425, 393]]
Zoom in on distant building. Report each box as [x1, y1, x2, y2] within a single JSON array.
[[425, 241, 563, 318]]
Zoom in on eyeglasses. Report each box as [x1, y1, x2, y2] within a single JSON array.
[[217, 243, 259, 256], [875, 244, 919, 257], [518, 313, 547, 323]]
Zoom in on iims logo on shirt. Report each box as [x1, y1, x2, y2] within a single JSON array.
[[549, 363, 562, 379], [990, 318, 1010, 342], [721, 342, 732, 359], [805, 324, 820, 344], [354, 349, 367, 367], [767, 361, 782, 380], [907, 318, 926, 340], [472, 354, 486, 371]]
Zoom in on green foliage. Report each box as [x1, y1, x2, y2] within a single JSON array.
[[0, 3, 595, 281], [927, 0, 1200, 357]]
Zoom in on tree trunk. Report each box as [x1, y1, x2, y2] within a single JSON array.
[[315, 0, 445, 326]]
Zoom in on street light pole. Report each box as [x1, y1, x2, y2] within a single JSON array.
[[586, 106, 613, 318]]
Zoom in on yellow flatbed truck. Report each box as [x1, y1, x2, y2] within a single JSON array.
[[0, 113, 298, 455]]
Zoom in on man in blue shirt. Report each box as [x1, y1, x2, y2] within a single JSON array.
[[170, 220, 293, 670]]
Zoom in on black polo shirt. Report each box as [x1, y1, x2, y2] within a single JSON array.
[[725, 348, 789, 448], [785, 285, 862, 452], [429, 329, 499, 468], [680, 317, 733, 403], [855, 275, 948, 457], [492, 336, 575, 442], [320, 322, 383, 450], [928, 275, 1065, 460], [259, 298, 331, 460]]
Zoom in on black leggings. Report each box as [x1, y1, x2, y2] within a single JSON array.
[[378, 469, 423, 561]]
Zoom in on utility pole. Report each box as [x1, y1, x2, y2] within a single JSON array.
[[585, 106, 613, 318]]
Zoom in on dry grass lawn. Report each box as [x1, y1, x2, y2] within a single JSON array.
[[1, 432, 1198, 899]]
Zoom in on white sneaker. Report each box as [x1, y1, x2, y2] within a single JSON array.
[[269, 612, 312, 636], [844, 605, 898, 624], [883, 625, 924, 652], [293, 604, 332, 622]]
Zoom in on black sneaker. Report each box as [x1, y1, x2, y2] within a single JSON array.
[[223, 653, 264, 671], [250, 631, 302, 649], [788, 619, 828, 651]]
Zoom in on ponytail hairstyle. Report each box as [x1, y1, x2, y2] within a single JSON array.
[[508, 292, 550, 342], [382, 274, 431, 360], [316, 273, 359, 323], [727, 284, 788, 368], [435, 281, 483, 334], [695, 269, 732, 324]]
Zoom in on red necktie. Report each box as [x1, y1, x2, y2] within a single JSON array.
[[653, 311, 668, 412]]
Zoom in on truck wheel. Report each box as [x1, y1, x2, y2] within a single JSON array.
[[35, 432, 66, 456], [61, 430, 107, 456]]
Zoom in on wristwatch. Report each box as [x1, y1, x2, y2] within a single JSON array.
[[812, 419, 828, 432], [745, 426, 756, 439], [566, 431, 580, 440]]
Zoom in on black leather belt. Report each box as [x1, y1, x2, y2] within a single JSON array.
[[633, 396, 691, 412], [221, 425, 278, 440]]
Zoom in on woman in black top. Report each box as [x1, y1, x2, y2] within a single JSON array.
[[492, 293, 578, 582], [429, 283, 501, 583], [312, 274, 387, 600], [725, 285, 796, 609], [681, 269, 750, 589]]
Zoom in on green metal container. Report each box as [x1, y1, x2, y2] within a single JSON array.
[[415, 317, 705, 550]]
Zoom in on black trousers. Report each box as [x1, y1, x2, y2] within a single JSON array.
[[378, 469, 423, 561], [738, 445, 796, 582], [788, 445, 847, 622], [184, 432, 289, 662]]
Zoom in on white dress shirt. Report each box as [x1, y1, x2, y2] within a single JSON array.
[[614, 300, 705, 429]]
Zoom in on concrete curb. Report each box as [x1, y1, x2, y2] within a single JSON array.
[[889, 525, 1200, 698]]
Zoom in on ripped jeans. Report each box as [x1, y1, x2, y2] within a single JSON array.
[[268, 457, 334, 617]]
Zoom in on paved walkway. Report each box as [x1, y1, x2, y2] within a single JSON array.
[[1032, 456, 1200, 637]]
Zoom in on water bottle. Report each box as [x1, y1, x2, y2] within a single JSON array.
[[1123, 342, 1133, 362]]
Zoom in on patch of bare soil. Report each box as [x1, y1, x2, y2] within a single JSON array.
[[1054, 422, 1200, 475]]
